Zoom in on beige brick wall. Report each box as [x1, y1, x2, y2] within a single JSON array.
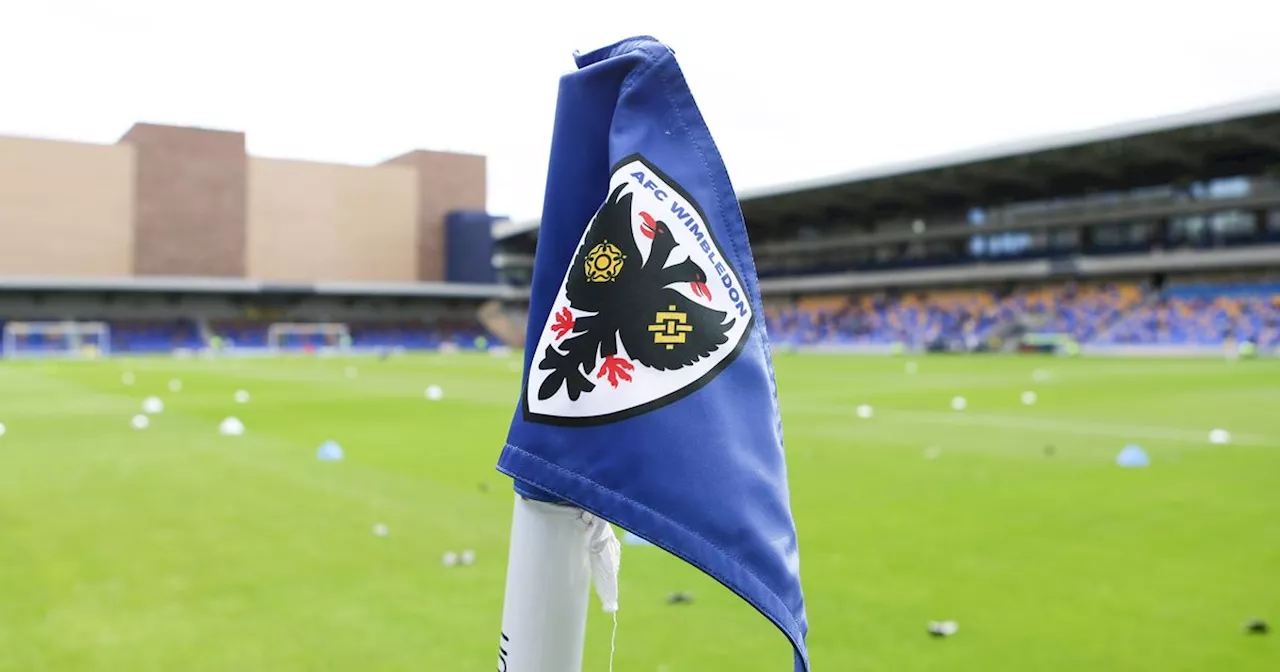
[[381, 150, 487, 281], [0, 127, 488, 283], [0, 135, 135, 277], [246, 158, 418, 282], [121, 123, 247, 277]]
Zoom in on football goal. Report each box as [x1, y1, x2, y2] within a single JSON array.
[[2, 321, 112, 359], [266, 322, 352, 355]]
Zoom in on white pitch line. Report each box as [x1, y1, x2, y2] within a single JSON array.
[[790, 403, 1276, 447], [887, 410, 1276, 447]]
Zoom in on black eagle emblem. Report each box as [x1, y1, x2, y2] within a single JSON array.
[[535, 182, 737, 402]]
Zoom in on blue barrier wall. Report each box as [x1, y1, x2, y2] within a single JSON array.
[[445, 210, 498, 284]]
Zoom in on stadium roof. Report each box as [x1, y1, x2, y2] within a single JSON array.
[[494, 92, 1280, 240], [740, 93, 1280, 200]]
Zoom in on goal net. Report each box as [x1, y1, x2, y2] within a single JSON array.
[[2, 321, 112, 359], [266, 322, 352, 355]]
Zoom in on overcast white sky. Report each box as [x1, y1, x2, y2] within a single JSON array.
[[3, 0, 1280, 221]]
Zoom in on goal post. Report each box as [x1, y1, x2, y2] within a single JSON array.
[[266, 322, 352, 355], [2, 321, 112, 359]]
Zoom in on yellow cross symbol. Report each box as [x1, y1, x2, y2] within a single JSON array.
[[649, 305, 693, 350]]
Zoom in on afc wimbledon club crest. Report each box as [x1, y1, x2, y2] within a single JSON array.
[[525, 155, 754, 425]]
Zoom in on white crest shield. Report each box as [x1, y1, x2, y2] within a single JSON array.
[[524, 155, 754, 426]]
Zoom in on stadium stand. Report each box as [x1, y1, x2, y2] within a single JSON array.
[[762, 277, 1280, 352], [5, 98, 1280, 359], [495, 94, 1280, 356], [207, 319, 492, 351], [764, 283, 1133, 349], [0, 121, 514, 359], [0, 317, 497, 356], [111, 319, 205, 353], [762, 292, 989, 349], [1101, 281, 1280, 349], [0, 284, 509, 357]]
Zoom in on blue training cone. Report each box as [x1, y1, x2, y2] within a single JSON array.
[[317, 440, 344, 462], [1116, 444, 1149, 468]]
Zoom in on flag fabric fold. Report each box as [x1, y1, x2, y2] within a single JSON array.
[[497, 35, 809, 671]]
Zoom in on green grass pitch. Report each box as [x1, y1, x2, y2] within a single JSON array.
[[1, 353, 1277, 671]]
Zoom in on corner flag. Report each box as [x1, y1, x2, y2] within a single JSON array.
[[497, 35, 809, 671]]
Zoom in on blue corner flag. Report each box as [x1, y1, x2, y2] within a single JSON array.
[[496, 36, 809, 671]]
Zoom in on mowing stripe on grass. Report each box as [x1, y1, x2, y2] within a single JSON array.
[[791, 403, 1276, 447]]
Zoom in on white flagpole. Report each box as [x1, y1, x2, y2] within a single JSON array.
[[496, 496, 595, 672]]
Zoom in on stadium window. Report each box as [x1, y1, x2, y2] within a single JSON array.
[[1188, 176, 1250, 200], [1206, 177, 1251, 199], [1011, 232, 1031, 254], [1210, 210, 1254, 236], [926, 240, 953, 255], [1051, 228, 1079, 248], [995, 231, 1031, 256], [970, 236, 987, 256], [968, 207, 988, 256], [1172, 215, 1206, 240], [1130, 221, 1154, 244], [1131, 185, 1174, 201]]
